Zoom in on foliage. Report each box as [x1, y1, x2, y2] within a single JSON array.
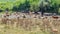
[[0, 0, 60, 13]]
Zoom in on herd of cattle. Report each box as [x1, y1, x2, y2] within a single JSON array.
[[0, 12, 60, 34]]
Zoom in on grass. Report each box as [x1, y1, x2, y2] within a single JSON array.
[[0, 13, 59, 34], [0, 17, 58, 34], [0, 24, 50, 34]]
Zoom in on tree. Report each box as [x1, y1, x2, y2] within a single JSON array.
[[39, 0, 59, 16], [12, 6, 18, 11], [18, 0, 30, 12]]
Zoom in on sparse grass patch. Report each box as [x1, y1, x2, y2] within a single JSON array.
[[0, 24, 50, 34]]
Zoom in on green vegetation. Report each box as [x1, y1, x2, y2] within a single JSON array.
[[0, 0, 60, 13], [0, 24, 50, 34], [0, 0, 60, 14]]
